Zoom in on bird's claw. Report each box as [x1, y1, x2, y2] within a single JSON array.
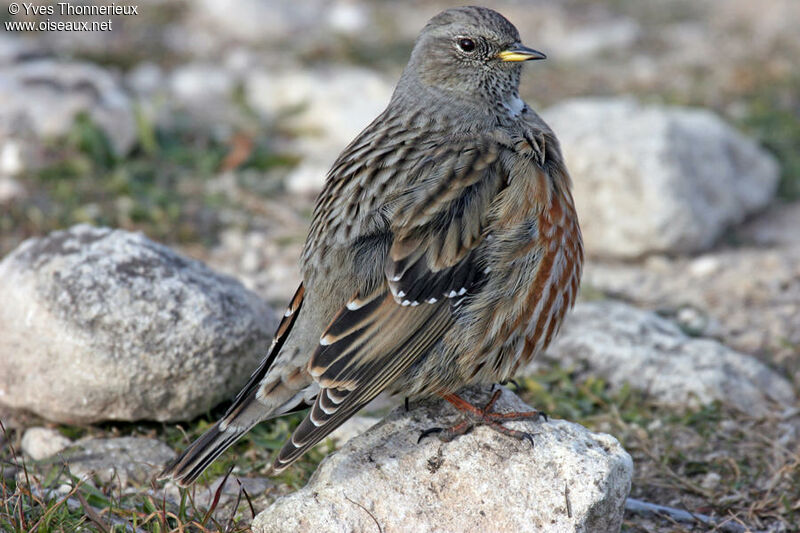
[[522, 432, 535, 448], [417, 427, 443, 444]]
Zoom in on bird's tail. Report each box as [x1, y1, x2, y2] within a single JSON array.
[[158, 421, 249, 486], [159, 284, 306, 486]]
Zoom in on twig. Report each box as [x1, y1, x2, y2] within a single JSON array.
[[625, 497, 749, 533], [564, 484, 572, 518], [75, 490, 111, 533], [202, 464, 234, 526], [224, 478, 244, 533], [237, 478, 256, 520], [344, 494, 382, 533]]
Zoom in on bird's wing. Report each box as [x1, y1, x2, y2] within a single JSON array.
[[271, 138, 508, 473], [385, 138, 504, 305]]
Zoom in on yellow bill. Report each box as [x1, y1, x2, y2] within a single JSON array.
[[498, 45, 547, 62]]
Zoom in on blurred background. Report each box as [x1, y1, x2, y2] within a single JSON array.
[[1, 0, 799, 530], [1, 0, 798, 298]]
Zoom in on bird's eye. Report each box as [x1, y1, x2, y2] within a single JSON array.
[[458, 38, 476, 53]]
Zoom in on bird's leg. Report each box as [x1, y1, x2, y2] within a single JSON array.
[[498, 378, 520, 389], [418, 389, 546, 445]]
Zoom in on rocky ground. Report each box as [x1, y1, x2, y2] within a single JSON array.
[[1, 0, 799, 531]]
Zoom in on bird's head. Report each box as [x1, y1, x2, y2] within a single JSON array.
[[397, 6, 545, 113]]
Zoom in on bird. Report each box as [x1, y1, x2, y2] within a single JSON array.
[[160, 5, 583, 486]]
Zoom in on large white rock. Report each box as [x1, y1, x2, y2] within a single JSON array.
[[542, 98, 780, 258], [253, 388, 632, 533], [0, 60, 136, 156], [536, 301, 795, 416], [0, 224, 277, 424]]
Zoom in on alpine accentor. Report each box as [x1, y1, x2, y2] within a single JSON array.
[[161, 5, 583, 485]]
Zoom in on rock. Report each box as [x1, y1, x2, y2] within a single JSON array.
[[542, 98, 780, 258], [185, 0, 326, 48], [21, 427, 73, 461], [736, 201, 800, 248], [168, 62, 236, 111], [0, 176, 25, 204], [0, 139, 25, 176], [584, 247, 800, 365], [0, 224, 278, 423], [0, 60, 136, 155], [283, 161, 331, 195], [194, 475, 274, 512], [0, 33, 47, 65], [126, 62, 165, 97], [182, 0, 368, 54], [253, 388, 632, 533], [537, 13, 641, 61], [535, 301, 796, 415], [206, 228, 304, 306], [326, 1, 370, 36], [328, 415, 380, 447], [62, 437, 175, 486], [246, 67, 393, 193]]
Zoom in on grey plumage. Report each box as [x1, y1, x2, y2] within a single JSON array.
[[160, 6, 582, 486]]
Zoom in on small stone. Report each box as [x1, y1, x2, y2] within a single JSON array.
[[700, 472, 721, 490], [21, 427, 73, 461], [688, 256, 721, 277], [0, 140, 24, 176], [0, 176, 25, 204], [253, 388, 632, 533], [63, 437, 175, 486]]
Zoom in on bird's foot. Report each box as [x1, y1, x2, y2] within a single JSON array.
[[417, 389, 546, 445]]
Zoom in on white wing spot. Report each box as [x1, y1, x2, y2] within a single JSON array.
[[346, 300, 364, 311], [447, 290, 457, 298], [457, 287, 467, 296], [320, 335, 332, 346], [427, 297, 438, 304], [397, 290, 406, 298], [401, 300, 411, 307], [319, 399, 337, 415]]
